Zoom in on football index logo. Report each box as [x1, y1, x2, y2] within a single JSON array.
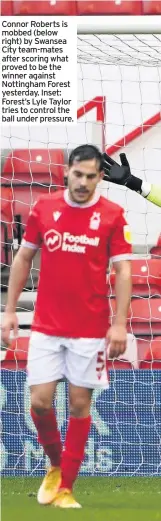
[[90, 212, 101, 230], [44, 229, 62, 252], [44, 230, 100, 253]]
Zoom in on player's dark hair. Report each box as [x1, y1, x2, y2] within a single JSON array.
[[69, 145, 103, 171]]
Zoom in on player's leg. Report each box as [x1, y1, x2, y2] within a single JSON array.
[[30, 381, 61, 468], [54, 385, 92, 509], [30, 381, 62, 504], [27, 332, 65, 504], [61, 384, 92, 490], [53, 337, 108, 508]]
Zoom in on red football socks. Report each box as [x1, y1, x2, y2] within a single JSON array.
[[60, 415, 91, 490], [31, 408, 62, 467]]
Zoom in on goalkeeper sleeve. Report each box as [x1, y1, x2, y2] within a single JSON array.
[[142, 182, 161, 208], [126, 176, 161, 207]]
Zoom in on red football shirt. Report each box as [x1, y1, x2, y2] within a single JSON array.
[[22, 189, 132, 337]]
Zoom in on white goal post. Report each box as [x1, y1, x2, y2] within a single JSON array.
[[77, 15, 161, 34]]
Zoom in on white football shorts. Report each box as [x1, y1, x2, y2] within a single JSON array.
[[27, 332, 109, 389]]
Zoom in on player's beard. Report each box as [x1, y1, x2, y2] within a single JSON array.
[[68, 184, 96, 204], [71, 189, 92, 203]]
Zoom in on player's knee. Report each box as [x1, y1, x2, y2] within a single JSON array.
[[69, 397, 90, 418], [31, 395, 52, 416]]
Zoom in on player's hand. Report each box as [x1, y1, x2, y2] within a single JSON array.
[[106, 324, 127, 359], [1, 312, 18, 346], [102, 152, 132, 186]]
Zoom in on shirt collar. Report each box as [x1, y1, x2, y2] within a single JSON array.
[[64, 189, 100, 208]]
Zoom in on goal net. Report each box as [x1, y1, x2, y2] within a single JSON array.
[[1, 19, 161, 477]]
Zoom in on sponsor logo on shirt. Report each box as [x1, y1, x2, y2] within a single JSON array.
[[44, 229, 62, 252], [89, 212, 101, 230], [62, 232, 100, 253], [44, 229, 100, 253]]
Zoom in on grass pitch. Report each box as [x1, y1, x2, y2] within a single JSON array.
[[2, 477, 161, 521]]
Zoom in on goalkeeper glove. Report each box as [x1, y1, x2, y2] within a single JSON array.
[[102, 152, 142, 194]]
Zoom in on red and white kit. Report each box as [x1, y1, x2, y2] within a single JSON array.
[[22, 189, 132, 388]]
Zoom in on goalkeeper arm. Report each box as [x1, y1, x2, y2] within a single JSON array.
[[102, 152, 161, 208]]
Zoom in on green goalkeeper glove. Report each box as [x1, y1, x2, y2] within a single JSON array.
[[102, 152, 142, 193]]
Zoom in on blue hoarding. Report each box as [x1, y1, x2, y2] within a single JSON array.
[[1, 369, 161, 476]]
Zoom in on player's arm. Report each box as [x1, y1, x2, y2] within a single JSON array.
[[107, 210, 132, 358], [102, 152, 161, 207], [4, 245, 36, 315], [112, 259, 132, 328], [1, 201, 42, 345]]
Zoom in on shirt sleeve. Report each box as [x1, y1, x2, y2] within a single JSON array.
[[21, 199, 42, 249], [109, 209, 132, 263], [146, 184, 161, 208]]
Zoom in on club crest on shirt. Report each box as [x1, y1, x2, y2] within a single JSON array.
[[89, 212, 101, 230]]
